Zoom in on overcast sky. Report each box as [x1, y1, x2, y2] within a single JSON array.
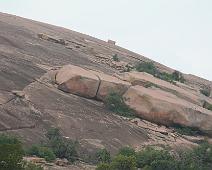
[[0, 0, 211, 80]]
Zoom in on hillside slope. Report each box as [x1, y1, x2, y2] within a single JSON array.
[[0, 12, 211, 161]]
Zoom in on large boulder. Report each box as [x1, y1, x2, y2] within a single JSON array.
[[56, 65, 100, 98], [118, 71, 212, 106], [90, 70, 131, 100], [123, 85, 212, 135]]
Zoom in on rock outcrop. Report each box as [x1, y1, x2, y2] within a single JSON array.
[[56, 65, 100, 98], [123, 85, 212, 135], [38, 33, 67, 45], [117, 71, 212, 107], [90, 70, 131, 100], [56, 65, 131, 100], [55, 65, 212, 135]]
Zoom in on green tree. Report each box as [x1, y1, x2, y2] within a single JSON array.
[[96, 163, 111, 170], [96, 149, 111, 163], [118, 147, 136, 157], [46, 128, 78, 162], [111, 155, 136, 170], [27, 145, 56, 162], [136, 147, 174, 169], [179, 142, 212, 170], [0, 134, 24, 170]]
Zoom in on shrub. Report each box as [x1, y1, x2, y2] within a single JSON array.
[[104, 92, 134, 117], [174, 125, 203, 136], [200, 88, 211, 97], [111, 155, 136, 170], [155, 72, 174, 83], [27, 145, 56, 162], [136, 147, 174, 169], [207, 104, 212, 111], [118, 147, 136, 157], [179, 142, 212, 170], [46, 128, 78, 162], [0, 134, 24, 170], [112, 54, 119, 62], [203, 101, 212, 111], [136, 62, 157, 76], [96, 149, 111, 163], [135, 62, 185, 83], [96, 163, 111, 170]]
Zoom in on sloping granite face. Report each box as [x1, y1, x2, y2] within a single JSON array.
[[0, 12, 211, 157]]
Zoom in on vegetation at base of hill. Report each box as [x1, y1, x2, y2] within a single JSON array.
[[27, 127, 78, 163], [104, 92, 135, 118], [112, 54, 119, 62], [95, 148, 111, 164], [45, 127, 78, 162], [200, 88, 211, 97], [96, 143, 212, 170], [135, 62, 185, 83], [0, 134, 43, 170], [27, 145, 56, 162]]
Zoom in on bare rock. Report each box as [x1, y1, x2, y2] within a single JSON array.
[[55, 158, 68, 167], [23, 157, 46, 164], [123, 85, 212, 136], [56, 65, 100, 98], [90, 70, 131, 100], [38, 33, 67, 45]]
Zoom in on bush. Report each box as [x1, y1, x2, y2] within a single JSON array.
[[46, 128, 78, 162], [179, 142, 212, 170], [156, 72, 174, 83], [111, 155, 136, 170], [174, 125, 203, 136], [172, 71, 185, 83], [104, 92, 134, 117], [118, 147, 136, 157], [136, 62, 157, 76], [112, 54, 119, 62], [96, 149, 111, 163], [200, 88, 211, 97], [135, 62, 185, 83], [203, 101, 212, 111], [96, 163, 111, 170], [136, 147, 174, 169], [27, 145, 56, 162], [0, 134, 24, 170]]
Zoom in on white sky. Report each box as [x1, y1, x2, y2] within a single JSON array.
[[0, 0, 211, 80]]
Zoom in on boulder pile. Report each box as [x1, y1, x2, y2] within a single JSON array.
[[55, 65, 212, 136]]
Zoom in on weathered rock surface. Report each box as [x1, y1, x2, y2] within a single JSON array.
[[123, 86, 212, 135], [118, 71, 212, 106], [38, 33, 67, 45], [56, 65, 100, 98], [90, 70, 131, 100], [0, 12, 212, 160]]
